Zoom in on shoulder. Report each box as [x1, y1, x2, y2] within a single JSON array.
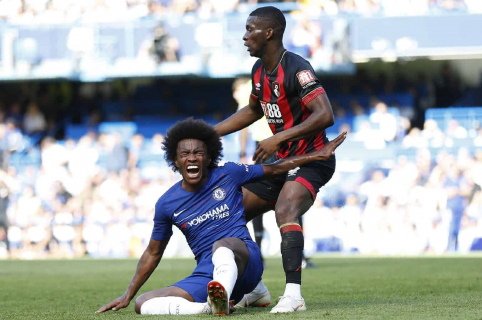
[[220, 162, 246, 171], [284, 51, 313, 71], [216, 162, 250, 177], [251, 59, 263, 73], [154, 183, 181, 215], [210, 163, 238, 177], [203, 165, 233, 183], [210, 165, 226, 175]]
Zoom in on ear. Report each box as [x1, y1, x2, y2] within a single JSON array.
[[266, 28, 274, 40], [175, 159, 179, 169]]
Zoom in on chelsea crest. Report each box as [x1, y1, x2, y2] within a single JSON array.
[[212, 188, 226, 201]]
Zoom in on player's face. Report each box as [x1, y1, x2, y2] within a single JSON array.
[[243, 16, 268, 57], [175, 139, 210, 188]]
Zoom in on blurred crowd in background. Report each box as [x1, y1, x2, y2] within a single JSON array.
[[1, 0, 481, 23], [0, 60, 481, 259], [0, 114, 480, 259]]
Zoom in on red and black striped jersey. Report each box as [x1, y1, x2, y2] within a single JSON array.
[[250, 50, 329, 159]]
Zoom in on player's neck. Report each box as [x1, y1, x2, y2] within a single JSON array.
[[261, 46, 286, 74], [181, 174, 210, 193]]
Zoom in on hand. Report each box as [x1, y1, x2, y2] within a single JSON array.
[[96, 295, 131, 313], [316, 131, 347, 161], [253, 135, 282, 163]]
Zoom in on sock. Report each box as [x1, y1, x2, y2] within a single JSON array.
[[140, 296, 210, 315], [212, 247, 238, 300], [280, 223, 304, 286], [283, 283, 302, 300], [252, 280, 268, 294], [253, 216, 264, 248]]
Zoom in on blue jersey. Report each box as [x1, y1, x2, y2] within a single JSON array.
[[151, 162, 264, 261]]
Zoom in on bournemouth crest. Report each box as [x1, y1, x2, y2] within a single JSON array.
[[212, 188, 226, 201], [272, 81, 280, 98]]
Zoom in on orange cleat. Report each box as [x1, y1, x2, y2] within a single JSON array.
[[207, 280, 229, 316]]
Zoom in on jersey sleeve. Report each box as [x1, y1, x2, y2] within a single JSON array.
[[250, 60, 263, 103], [293, 59, 326, 106], [151, 199, 173, 241], [224, 162, 264, 187]]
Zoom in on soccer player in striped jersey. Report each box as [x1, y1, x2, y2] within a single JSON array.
[[214, 6, 337, 313]]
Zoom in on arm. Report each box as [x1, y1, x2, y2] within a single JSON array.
[[253, 94, 334, 162], [262, 131, 346, 177], [214, 98, 264, 137], [96, 238, 169, 313], [276, 94, 334, 143], [239, 127, 249, 161]]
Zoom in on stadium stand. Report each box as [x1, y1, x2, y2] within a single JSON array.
[[0, 0, 481, 259], [1, 75, 481, 259]]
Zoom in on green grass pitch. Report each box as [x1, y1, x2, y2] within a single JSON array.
[[1, 257, 481, 319]]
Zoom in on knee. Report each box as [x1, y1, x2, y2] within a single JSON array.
[[135, 295, 147, 314], [275, 202, 300, 226], [212, 239, 229, 253]]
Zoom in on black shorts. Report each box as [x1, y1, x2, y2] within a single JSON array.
[[243, 154, 335, 204]]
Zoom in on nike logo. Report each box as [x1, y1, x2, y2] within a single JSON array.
[[293, 303, 304, 311], [173, 209, 186, 217]]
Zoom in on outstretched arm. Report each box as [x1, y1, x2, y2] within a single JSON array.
[[96, 238, 169, 313], [261, 131, 346, 177], [253, 94, 334, 162], [214, 98, 264, 137]]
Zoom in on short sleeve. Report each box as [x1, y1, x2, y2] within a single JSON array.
[[293, 60, 326, 106], [250, 61, 263, 103], [223, 162, 264, 187], [151, 200, 173, 241]]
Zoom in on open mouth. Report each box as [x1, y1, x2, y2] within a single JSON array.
[[186, 165, 200, 179]]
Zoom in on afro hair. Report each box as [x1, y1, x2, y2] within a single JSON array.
[[162, 118, 223, 173]]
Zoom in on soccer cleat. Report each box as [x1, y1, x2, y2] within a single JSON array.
[[206, 297, 235, 314], [207, 280, 229, 316], [234, 286, 271, 309], [202, 302, 212, 314], [270, 296, 306, 314]]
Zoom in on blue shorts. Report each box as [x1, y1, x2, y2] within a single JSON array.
[[172, 239, 263, 303]]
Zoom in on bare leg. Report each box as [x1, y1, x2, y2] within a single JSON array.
[[212, 237, 250, 278], [271, 181, 313, 313]]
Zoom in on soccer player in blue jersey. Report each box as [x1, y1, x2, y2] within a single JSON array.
[[96, 118, 345, 315]]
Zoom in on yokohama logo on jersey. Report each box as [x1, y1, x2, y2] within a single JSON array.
[[296, 70, 315, 87], [187, 204, 230, 227]]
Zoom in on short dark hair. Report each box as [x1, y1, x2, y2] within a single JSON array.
[[162, 118, 223, 173], [249, 6, 286, 35]]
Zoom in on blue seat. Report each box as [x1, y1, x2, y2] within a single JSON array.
[[66, 125, 94, 140], [426, 106, 482, 130]]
